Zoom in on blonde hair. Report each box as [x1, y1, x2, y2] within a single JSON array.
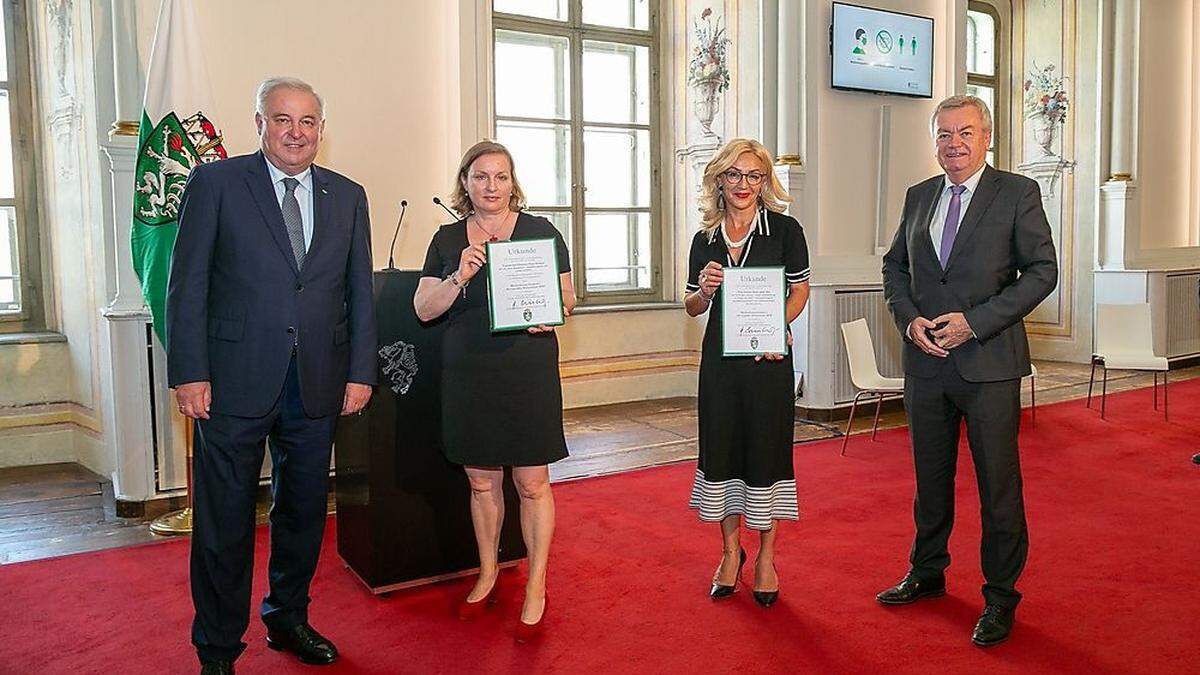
[[448, 141, 527, 217], [698, 138, 792, 235]]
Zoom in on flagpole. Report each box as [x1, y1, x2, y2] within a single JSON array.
[[149, 419, 194, 535]]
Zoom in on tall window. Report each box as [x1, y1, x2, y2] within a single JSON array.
[[967, 2, 1006, 169], [1, 0, 41, 332], [493, 0, 661, 305]]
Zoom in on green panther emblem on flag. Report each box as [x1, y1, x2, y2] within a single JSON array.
[[134, 111, 227, 226]]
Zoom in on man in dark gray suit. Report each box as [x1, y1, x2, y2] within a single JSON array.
[[878, 95, 1057, 647], [168, 77, 377, 674]]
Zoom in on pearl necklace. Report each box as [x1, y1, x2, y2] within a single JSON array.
[[721, 209, 759, 249]]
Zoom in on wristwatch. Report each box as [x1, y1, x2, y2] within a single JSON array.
[[448, 270, 463, 287]]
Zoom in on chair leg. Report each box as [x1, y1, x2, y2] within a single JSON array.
[[1164, 368, 1169, 421], [870, 393, 885, 441], [1087, 358, 1097, 408], [1101, 365, 1108, 419], [1030, 374, 1036, 427], [1153, 372, 1159, 410], [841, 394, 863, 457]]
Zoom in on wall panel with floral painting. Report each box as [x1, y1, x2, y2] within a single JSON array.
[[1014, 0, 1076, 337]]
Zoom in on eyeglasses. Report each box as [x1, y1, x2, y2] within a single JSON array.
[[720, 169, 767, 186]]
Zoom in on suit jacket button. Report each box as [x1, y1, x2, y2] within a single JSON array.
[[939, 279, 947, 285], [296, 284, 304, 292], [287, 326, 295, 334]]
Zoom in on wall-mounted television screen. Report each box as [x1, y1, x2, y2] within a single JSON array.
[[830, 2, 934, 98]]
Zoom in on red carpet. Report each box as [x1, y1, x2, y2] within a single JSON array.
[[2, 381, 1198, 674]]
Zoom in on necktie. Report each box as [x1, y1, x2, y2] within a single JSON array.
[[939, 184, 967, 268], [281, 177, 305, 269]]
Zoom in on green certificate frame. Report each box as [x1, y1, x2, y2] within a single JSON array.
[[486, 237, 565, 332]]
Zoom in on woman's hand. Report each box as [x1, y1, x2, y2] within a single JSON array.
[[755, 328, 793, 362], [457, 243, 487, 283], [526, 305, 569, 334], [698, 261, 724, 299]]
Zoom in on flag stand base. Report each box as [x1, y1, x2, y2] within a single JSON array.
[[149, 507, 192, 536]]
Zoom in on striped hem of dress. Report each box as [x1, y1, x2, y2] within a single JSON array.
[[687, 468, 799, 531]]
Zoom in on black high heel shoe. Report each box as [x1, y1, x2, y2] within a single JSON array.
[[752, 562, 779, 607], [709, 548, 747, 599]]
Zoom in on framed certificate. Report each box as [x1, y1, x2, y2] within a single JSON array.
[[721, 266, 787, 356], [486, 238, 565, 332]]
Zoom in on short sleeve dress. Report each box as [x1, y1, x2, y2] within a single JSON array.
[[685, 207, 811, 530], [420, 211, 572, 467]]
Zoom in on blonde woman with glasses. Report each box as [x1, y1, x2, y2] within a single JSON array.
[[414, 141, 575, 642], [685, 138, 811, 607]]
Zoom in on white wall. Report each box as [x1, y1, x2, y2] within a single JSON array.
[[809, 0, 958, 265]]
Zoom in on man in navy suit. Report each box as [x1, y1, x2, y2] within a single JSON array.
[[168, 77, 377, 674], [879, 95, 1057, 647]]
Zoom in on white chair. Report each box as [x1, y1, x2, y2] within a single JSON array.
[[1088, 303, 1169, 420], [840, 319, 905, 455]]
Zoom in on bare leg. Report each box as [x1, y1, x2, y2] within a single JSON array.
[[754, 523, 779, 591], [463, 466, 504, 602], [513, 465, 554, 623], [715, 514, 743, 585]]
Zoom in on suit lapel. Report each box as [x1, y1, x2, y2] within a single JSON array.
[[915, 176, 942, 265], [245, 151, 300, 276], [307, 165, 333, 271], [945, 166, 1000, 271]]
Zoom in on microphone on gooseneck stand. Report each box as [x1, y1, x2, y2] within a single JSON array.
[[385, 200, 407, 271], [432, 196, 458, 221]]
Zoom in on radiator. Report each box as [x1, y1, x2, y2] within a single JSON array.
[[1165, 272, 1200, 358], [831, 289, 904, 403]]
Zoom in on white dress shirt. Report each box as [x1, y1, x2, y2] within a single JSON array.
[[265, 157, 314, 252], [907, 163, 987, 342], [928, 163, 986, 261]]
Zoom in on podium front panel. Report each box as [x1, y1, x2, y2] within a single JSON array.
[[336, 270, 525, 591]]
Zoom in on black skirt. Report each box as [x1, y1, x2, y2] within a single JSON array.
[[420, 213, 570, 467]]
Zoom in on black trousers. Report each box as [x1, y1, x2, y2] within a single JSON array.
[[190, 357, 337, 664], [904, 359, 1028, 610]]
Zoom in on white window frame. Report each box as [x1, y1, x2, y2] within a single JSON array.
[[492, 0, 665, 306]]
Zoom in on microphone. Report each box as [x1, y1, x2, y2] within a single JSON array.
[[432, 196, 458, 221], [385, 200, 407, 271]]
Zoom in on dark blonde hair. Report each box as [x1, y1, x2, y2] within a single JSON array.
[[698, 138, 793, 235], [449, 141, 527, 217]]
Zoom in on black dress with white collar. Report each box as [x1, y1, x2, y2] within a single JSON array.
[[685, 207, 810, 530]]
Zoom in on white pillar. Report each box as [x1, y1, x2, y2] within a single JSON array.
[[1108, 0, 1136, 180], [99, 140, 157, 502], [760, 0, 779, 155], [776, 0, 804, 165], [1097, 0, 1139, 271], [109, 0, 143, 133]]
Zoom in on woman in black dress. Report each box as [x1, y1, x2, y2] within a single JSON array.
[[685, 138, 811, 607], [414, 141, 575, 640]]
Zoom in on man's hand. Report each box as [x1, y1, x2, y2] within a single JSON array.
[[908, 317, 949, 358], [175, 381, 212, 419], [342, 382, 373, 416], [931, 312, 974, 350]]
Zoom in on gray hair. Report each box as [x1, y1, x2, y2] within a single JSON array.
[[255, 76, 325, 119], [929, 94, 992, 137]]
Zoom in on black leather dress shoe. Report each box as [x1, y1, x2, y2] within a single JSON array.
[[972, 604, 1015, 647], [1192, 452, 1200, 465], [266, 623, 339, 665], [200, 661, 234, 675], [876, 573, 946, 605]]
